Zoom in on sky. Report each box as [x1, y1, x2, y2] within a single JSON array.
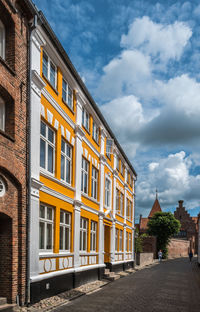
[[33, 0, 200, 221]]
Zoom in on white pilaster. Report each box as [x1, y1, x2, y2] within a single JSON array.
[[110, 222, 115, 262], [123, 225, 127, 260], [98, 213, 104, 264], [73, 203, 81, 268]]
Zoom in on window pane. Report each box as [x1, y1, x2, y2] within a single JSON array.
[[80, 231, 82, 250], [62, 79, 67, 102], [46, 223, 53, 249], [60, 211, 64, 223], [66, 145, 71, 157], [84, 173, 87, 193], [93, 233, 96, 251], [68, 87, 72, 109], [42, 52, 48, 78], [65, 228, 70, 250], [61, 140, 65, 153], [60, 226, 63, 250], [50, 62, 56, 87], [48, 128, 54, 143], [41, 121, 46, 137], [48, 145, 53, 173], [40, 139, 46, 169], [40, 205, 45, 218], [83, 232, 86, 250], [66, 159, 70, 183], [39, 222, 45, 249], [47, 207, 52, 220], [81, 170, 83, 192], [61, 155, 65, 180], [65, 213, 70, 225]]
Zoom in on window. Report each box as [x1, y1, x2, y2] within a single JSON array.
[[61, 139, 72, 184], [0, 20, 5, 60], [116, 156, 119, 171], [80, 217, 88, 251], [115, 229, 118, 251], [62, 78, 73, 110], [120, 162, 124, 176], [90, 221, 97, 251], [40, 121, 55, 174], [116, 189, 119, 214], [60, 210, 71, 251], [92, 121, 99, 143], [129, 233, 132, 251], [119, 230, 123, 251], [39, 204, 54, 251], [91, 167, 98, 200], [126, 232, 128, 251], [81, 157, 89, 194], [105, 178, 111, 208], [106, 138, 113, 157], [126, 199, 132, 220], [0, 96, 5, 131], [42, 51, 57, 89], [120, 193, 124, 215], [0, 177, 6, 197], [82, 108, 90, 132]]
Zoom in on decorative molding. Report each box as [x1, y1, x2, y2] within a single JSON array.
[[40, 170, 75, 191], [75, 125, 85, 139], [41, 185, 74, 205]]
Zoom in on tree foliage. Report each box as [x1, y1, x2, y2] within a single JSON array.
[[134, 228, 143, 253], [147, 212, 181, 258]]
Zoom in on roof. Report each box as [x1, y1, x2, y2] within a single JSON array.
[[25, 0, 137, 178], [148, 198, 162, 218], [140, 218, 149, 231]]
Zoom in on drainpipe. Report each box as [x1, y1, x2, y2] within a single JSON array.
[[26, 14, 37, 306]]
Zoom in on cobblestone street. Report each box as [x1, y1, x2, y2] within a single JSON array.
[[53, 258, 200, 312]]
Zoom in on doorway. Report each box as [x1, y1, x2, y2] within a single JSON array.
[[0, 213, 12, 302], [104, 225, 111, 263]]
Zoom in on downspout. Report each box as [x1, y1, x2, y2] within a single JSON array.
[[26, 14, 37, 306]]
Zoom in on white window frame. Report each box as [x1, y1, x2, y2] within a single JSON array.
[[116, 156, 119, 171], [90, 221, 97, 252], [92, 121, 99, 143], [126, 231, 128, 252], [62, 78, 73, 110], [120, 162, 124, 176], [91, 166, 98, 200], [42, 50, 57, 89], [40, 120, 55, 175], [82, 108, 90, 132], [0, 96, 5, 131], [59, 210, 71, 252], [61, 138, 72, 185], [80, 217, 88, 252], [126, 198, 132, 220], [120, 192, 124, 215], [105, 177, 111, 208], [39, 204, 54, 252], [81, 157, 89, 194], [119, 229, 123, 252], [0, 20, 5, 60]]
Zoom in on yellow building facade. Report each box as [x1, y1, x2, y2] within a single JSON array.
[[29, 11, 137, 303]]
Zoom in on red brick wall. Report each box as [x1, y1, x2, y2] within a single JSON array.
[[168, 238, 190, 258], [0, 0, 32, 305]]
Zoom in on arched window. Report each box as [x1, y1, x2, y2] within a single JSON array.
[[0, 20, 5, 60], [0, 96, 5, 131]]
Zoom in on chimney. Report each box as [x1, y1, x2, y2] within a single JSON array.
[[178, 200, 184, 208]]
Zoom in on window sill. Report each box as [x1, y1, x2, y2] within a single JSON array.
[[0, 129, 15, 142], [40, 170, 75, 191], [0, 56, 15, 76], [81, 192, 99, 205], [116, 213, 124, 218], [62, 98, 74, 114], [42, 73, 59, 95], [92, 137, 100, 146]]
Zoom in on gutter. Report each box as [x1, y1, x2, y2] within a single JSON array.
[[26, 14, 37, 305]]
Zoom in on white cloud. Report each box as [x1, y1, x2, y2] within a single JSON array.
[[136, 151, 200, 214], [121, 16, 192, 62]]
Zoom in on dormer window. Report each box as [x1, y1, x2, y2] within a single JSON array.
[[0, 96, 5, 131], [0, 20, 5, 60]]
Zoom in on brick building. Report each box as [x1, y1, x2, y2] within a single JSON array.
[[0, 0, 33, 305], [174, 200, 198, 254]]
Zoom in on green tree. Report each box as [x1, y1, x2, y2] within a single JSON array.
[[134, 228, 143, 253], [147, 212, 181, 258]]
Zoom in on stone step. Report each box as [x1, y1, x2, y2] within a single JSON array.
[[125, 268, 135, 273], [0, 299, 7, 306], [104, 268, 110, 274], [0, 304, 17, 312], [118, 271, 129, 277], [105, 274, 120, 281]]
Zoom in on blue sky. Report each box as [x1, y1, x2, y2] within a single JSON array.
[[33, 0, 200, 220]]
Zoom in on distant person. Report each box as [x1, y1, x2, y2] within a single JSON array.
[[158, 250, 163, 262], [189, 251, 193, 262]]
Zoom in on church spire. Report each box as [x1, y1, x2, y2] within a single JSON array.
[[156, 189, 158, 200], [148, 190, 162, 218]]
